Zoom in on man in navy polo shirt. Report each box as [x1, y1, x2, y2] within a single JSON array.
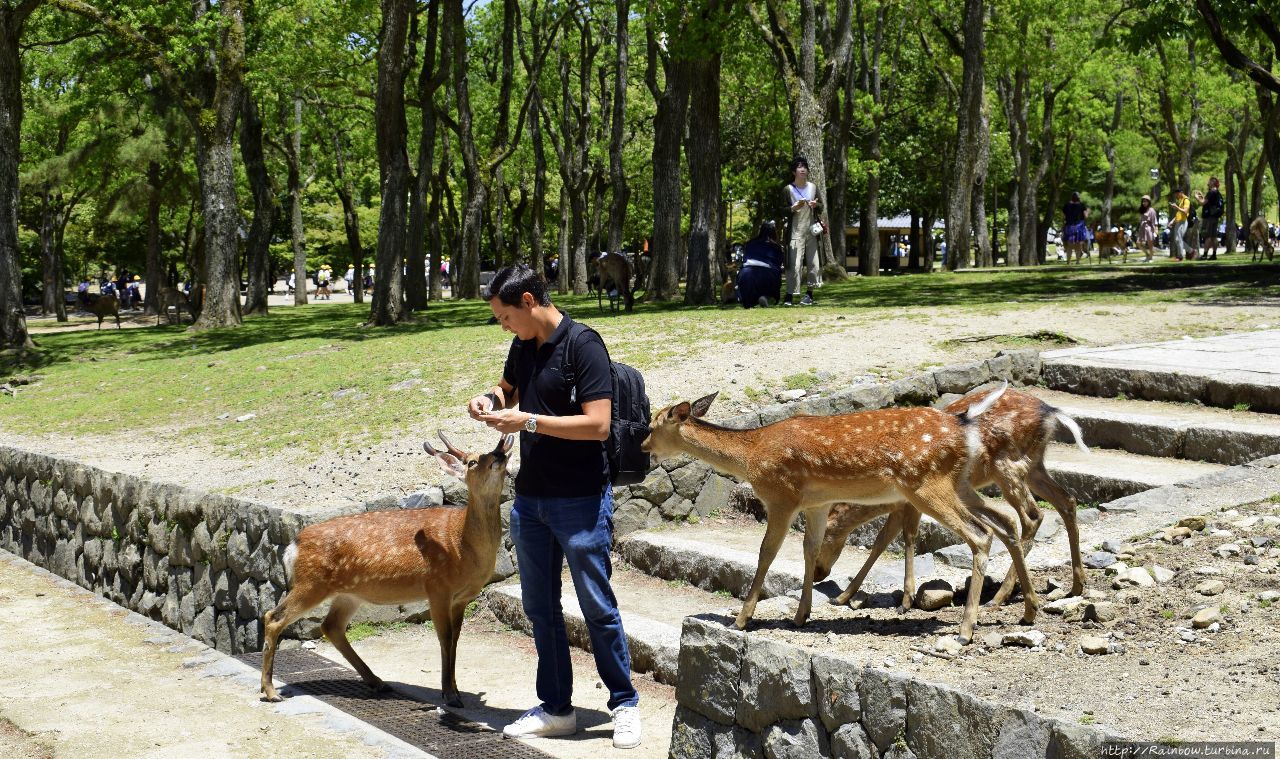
[[468, 264, 641, 749]]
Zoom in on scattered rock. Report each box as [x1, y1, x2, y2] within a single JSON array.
[[778, 389, 807, 401], [1101, 539, 1125, 554], [1084, 551, 1116, 569], [934, 636, 964, 656], [1195, 580, 1226, 596], [1257, 591, 1280, 603], [235, 413, 256, 423], [389, 378, 424, 391], [979, 632, 1004, 649], [1083, 602, 1122, 623], [1259, 516, 1280, 529], [1162, 527, 1193, 544], [1251, 536, 1273, 549], [1233, 516, 1260, 529], [1193, 566, 1223, 576], [1112, 566, 1154, 589], [1217, 544, 1242, 558], [1079, 636, 1111, 655], [1177, 516, 1206, 532], [1001, 630, 1046, 648], [216, 413, 231, 420], [1044, 597, 1086, 616], [1150, 565, 1175, 584], [1191, 607, 1222, 629], [915, 579, 954, 611]]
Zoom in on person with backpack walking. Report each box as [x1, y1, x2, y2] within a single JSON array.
[[1195, 177, 1225, 260], [467, 264, 642, 749]]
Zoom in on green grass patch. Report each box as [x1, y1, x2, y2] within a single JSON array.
[[5, 265, 1277, 463], [345, 621, 408, 643], [783, 369, 821, 390], [1232, 402, 1251, 412]]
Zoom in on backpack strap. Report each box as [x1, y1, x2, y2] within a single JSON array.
[[562, 321, 611, 407]]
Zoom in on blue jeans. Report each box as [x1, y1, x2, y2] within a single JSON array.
[[509, 487, 638, 714]]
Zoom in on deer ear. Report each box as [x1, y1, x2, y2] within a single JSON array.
[[671, 401, 692, 422], [690, 392, 718, 418], [431, 451, 467, 478]]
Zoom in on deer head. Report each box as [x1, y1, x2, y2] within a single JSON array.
[[641, 392, 718, 458], [424, 432, 514, 502]]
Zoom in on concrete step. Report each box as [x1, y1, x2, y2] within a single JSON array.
[[1040, 330, 1280, 413], [1028, 387, 1280, 465], [1042, 442, 1225, 504]]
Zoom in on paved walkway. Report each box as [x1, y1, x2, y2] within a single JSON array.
[[1043, 328, 1280, 384]]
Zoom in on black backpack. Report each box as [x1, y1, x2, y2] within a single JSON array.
[[563, 322, 652, 486]]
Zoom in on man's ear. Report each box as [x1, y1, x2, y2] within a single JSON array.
[[522, 291, 537, 309], [671, 401, 692, 423], [690, 392, 718, 418]]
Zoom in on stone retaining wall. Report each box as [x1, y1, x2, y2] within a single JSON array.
[[670, 616, 1118, 759]]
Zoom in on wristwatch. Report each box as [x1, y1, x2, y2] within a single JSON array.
[[524, 414, 537, 433]]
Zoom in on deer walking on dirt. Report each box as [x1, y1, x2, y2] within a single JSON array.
[[154, 288, 192, 325], [260, 433, 514, 706], [813, 386, 1089, 610], [640, 387, 1040, 643], [594, 252, 634, 312], [1250, 217, 1275, 262]]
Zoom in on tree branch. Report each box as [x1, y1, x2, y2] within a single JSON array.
[[1194, 0, 1280, 96]]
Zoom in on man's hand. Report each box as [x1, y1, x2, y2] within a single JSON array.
[[467, 394, 495, 420], [478, 408, 531, 434]]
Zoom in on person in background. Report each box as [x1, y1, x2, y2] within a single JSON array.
[[1137, 195, 1158, 263], [736, 221, 784, 309], [1061, 192, 1089, 264], [77, 278, 91, 310], [345, 266, 355, 295], [1168, 190, 1191, 261], [783, 156, 822, 306], [1195, 177, 1224, 261]]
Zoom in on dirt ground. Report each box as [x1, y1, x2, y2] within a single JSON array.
[[743, 496, 1280, 742], [6, 299, 1278, 512]]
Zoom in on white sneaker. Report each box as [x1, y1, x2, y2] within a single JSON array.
[[502, 705, 577, 739], [611, 705, 642, 749]]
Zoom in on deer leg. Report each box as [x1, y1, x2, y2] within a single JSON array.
[[737, 512, 792, 630], [1030, 464, 1085, 596], [909, 484, 991, 644], [962, 488, 1040, 625], [260, 585, 330, 701], [796, 505, 831, 627], [321, 594, 387, 692], [989, 467, 1042, 607], [834, 509, 904, 606], [900, 506, 921, 611], [429, 598, 462, 707]]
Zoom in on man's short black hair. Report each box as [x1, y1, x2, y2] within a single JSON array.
[[790, 156, 809, 173], [487, 264, 551, 307]]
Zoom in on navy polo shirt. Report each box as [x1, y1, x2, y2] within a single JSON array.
[[502, 314, 612, 497]]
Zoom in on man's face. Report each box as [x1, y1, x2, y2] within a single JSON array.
[[490, 294, 538, 340]]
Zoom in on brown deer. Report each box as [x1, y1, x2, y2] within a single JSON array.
[[260, 433, 514, 706], [814, 386, 1089, 610], [91, 294, 121, 330], [595, 252, 634, 312], [1250, 217, 1274, 262], [640, 387, 1039, 643], [154, 288, 192, 326]]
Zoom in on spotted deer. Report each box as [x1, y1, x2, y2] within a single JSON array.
[[640, 386, 1039, 643], [1250, 217, 1274, 262], [260, 433, 514, 706], [814, 386, 1089, 609]]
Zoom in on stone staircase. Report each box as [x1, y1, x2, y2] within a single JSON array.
[[484, 354, 1280, 690]]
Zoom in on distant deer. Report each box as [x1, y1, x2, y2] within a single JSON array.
[[594, 252, 634, 312], [1092, 226, 1128, 264], [641, 386, 1039, 644], [154, 288, 192, 326], [260, 433, 514, 706], [1250, 217, 1274, 262], [814, 386, 1089, 609], [90, 294, 121, 330]]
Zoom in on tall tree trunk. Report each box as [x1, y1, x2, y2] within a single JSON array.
[[1101, 92, 1123, 228], [240, 96, 274, 316], [1223, 157, 1237, 252], [684, 52, 723, 305], [647, 55, 690, 300], [446, 0, 486, 299], [193, 130, 245, 329], [332, 128, 365, 304], [606, 0, 630, 258], [406, 0, 444, 310], [284, 94, 308, 306], [143, 161, 167, 314], [1, 3, 39, 350], [972, 102, 992, 267], [946, 0, 985, 271], [39, 191, 67, 320], [370, 0, 412, 323], [557, 184, 570, 293]]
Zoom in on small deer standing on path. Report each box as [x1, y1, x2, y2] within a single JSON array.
[[91, 294, 121, 330], [814, 386, 1089, 608], [260, 433, 514, 706], [641, 387, 1039, 644]]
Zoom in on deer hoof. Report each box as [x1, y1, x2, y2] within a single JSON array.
[[262, 692, 284, 703], [443, 694, 464, 709]]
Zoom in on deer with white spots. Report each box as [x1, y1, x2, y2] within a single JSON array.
[[259, 433, 514, 706], [641, 385, 1039, 643], [813, 385, 1089, 610]]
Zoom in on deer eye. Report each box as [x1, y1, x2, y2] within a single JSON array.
[[467, 460, 478, 468]]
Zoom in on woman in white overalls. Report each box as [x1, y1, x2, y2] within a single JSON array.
[[784, 156, 823, 306]]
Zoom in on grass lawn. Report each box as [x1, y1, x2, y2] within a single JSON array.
[[2, 263, 1275, 461]]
